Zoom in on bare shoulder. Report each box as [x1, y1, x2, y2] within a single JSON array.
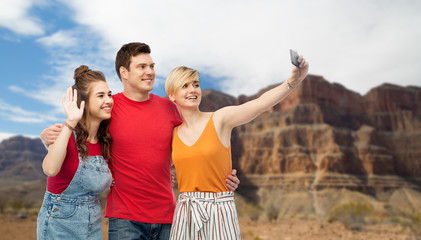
[[213, 106, 233, 127]]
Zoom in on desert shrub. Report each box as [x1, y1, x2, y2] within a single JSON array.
[[9, 199, 25, 211], [327, 199, 373, 231], [241, 230, 262, 240], [407, 212, 421, 240], [244, 230, 254, 237], [389, 208, 421, 240], [265, 202, 280, 222], [237, 202, 263, 222], [23, 200, 36, 210], [401, 212, 421, 240], [241, 230, 254, 239], [248, 203, 263, 222], [0, 197, 7, 213]]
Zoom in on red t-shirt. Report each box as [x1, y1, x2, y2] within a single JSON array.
[[47, 133, 102, 194], [105, 93, 183, 223]]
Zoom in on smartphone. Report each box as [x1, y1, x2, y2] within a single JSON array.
[[290, 49, 300, 67]]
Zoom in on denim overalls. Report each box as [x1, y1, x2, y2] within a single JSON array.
[[37, 138, 112, 240]]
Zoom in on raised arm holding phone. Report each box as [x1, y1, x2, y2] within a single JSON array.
[[165, 50, 309, 239]]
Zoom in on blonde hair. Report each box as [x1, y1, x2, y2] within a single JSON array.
[[165, 66, 199, 97]]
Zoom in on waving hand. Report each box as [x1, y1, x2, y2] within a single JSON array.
[[63, 87, 85, 126]]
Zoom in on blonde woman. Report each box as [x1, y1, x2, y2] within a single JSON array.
[[165, 52, 308, 239]]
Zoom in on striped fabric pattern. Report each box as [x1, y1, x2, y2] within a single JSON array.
[[170, 191, 241, 240]]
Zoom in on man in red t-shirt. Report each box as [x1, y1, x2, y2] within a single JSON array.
[[40, 42, 240, 240]]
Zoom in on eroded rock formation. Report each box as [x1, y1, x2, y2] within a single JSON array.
[[200, 75, 421, 195]]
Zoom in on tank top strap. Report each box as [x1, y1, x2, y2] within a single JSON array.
[[203, 113, 228, 149]]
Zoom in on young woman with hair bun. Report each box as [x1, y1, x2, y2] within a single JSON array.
[[37, 65, 113, 240]]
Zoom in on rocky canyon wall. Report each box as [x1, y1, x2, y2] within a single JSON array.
[[200, 75, 421, 198]]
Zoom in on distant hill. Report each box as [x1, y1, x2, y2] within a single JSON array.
[[0, 136, 46, 182], [0, 136, 47, 206]]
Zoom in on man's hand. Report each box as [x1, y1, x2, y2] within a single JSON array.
[[40, 123, 64, 147], [172, 173, 176, 186], [226, 169, 240, 192]]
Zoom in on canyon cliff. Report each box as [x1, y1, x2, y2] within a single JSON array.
[[200, 75, 421, 198]]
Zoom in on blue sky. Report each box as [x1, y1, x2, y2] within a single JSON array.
[[1, 0, 420, 142]]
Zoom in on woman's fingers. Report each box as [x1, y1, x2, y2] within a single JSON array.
[[73, 88, 78, 103], [79, 101, 85, 111]]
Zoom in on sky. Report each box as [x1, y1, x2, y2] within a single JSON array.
[[0, 0, 420, 142]]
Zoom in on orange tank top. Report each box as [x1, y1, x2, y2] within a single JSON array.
[[172, 114, 232, 193]]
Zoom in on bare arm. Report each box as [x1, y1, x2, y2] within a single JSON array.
[[216, 53, 309, 132], [42, 88, 85, 176]]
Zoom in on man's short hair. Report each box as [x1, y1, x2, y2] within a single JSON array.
[[115, 42, 151, 80]]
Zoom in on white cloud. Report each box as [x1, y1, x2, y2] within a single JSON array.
[[55, 0, 421, 96], [37, 30, 78, 47], [8, 0, 421, 118], [0, 0, 46, 36], [9, 85, 25, 93], [0, 99, 59, 123]]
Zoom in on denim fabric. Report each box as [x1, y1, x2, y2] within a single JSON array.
[[37, 153, 112, 240], [108, 217, 171, 240]]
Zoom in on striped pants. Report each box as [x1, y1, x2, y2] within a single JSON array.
[[170, 191, 241, 240]]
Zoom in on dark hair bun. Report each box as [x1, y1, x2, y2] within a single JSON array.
[[74, 65, 91, 80]]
